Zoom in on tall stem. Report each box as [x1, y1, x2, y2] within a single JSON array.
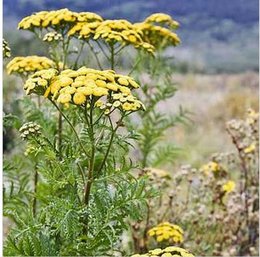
[[84, 101, 96, 206], [87, 41, 103, 70], [58, 107, 62, 160], [32, 165, 39, 219], [110, 43, 115, 70], [98, 115, 123, 173]]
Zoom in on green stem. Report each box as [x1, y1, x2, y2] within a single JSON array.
[[83, 101, 96, 205], [58, 109, 62, 160], [50, 100, 90, 158], [98, 115, 124, 173], [110, 43, 115, 70], [87, 41, 103, 70], [73, 41, 85, 69], [128, 56, 142, 76], [96, 40, 110, 61], [32, 165, 38, 217]]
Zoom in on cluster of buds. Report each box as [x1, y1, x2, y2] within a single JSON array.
[[43, 32, 63, 42], [19, 122, 41, 140]]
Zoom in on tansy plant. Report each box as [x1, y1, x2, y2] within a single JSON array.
[[3, 9, 186, 257]]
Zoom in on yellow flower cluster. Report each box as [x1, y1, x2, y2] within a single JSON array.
[[70, 19, 154, 53], [131, 246, 194, 257], [18, 10, 180, 52], [18, 9, 103, 32], [222, 180, 235, 194], [7, 56, 55, 76], [24, 67, 144, 112], [18, 9, 79, 30], [200, 161, 220, 175], [3, 39, 11, 58], [148, 222, 184, 244], [144, 13, 180, 29], [68, 12, 103, 39], [134, 13, 180, 49], [43, 32, 63, 42]]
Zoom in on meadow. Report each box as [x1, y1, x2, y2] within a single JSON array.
[[3, 8, 259, 257]]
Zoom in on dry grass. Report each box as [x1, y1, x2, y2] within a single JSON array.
[[160, 72, 259, 166]]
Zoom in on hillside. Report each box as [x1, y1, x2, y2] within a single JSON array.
[[3, 0, 259, 73]]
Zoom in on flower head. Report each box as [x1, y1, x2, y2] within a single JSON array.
[[24, 67, 145, 113], [144, 13, 180, 29], [70, 19, 154, 54], [134, 23, 180, 49], [222, 180, 235, 194], [244, 143, 256, 154], [134, 13, 180, 49], [7, 56, 55, 76], [200, 161, 221, 175], [19, 122, 41, 140], [43, 32, 63, 42], [18, 9, 79, 31], [148, 222, 184, 244], [131, 246, 194, 257]]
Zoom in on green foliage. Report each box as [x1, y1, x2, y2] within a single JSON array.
[[127, 54, 190, 168]]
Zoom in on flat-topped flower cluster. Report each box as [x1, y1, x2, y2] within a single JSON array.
[[24, 66, 144, 112], [7, 56, 55, 75], [148, 222, 184, 244], [18, 8, 180, 52], [131, 246, 194, 257]]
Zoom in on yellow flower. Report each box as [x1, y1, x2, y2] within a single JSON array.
[[18, 9, 79, 31], [57, 93, 71, 104], [134, 13, 180, 50], [76, 87, 93, 96], [73, 92, 86, 105], [222, 180, 235, 194], [92, 87, 108, 97], [131, 246, 194, 257], [144, 13, 179, 29], [118, 77, 129, 86], [200, 161, 220, 175], [148, 222, 184, 244], [244, 143, 256, 154], [71, 18, 154, 54], [7, 56, 55, 75], [23, 67, 144, 111]]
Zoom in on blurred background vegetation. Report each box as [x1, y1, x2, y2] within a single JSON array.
[[3, 0, 259, 73]]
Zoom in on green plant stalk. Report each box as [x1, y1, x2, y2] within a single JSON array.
[[84, 100, 96, 206], [87, 41, 103, 70], [32, 166, 38, 217], [58, 107, 62, 160], [98, 115, 124, 173], [50, 100, 90, 158], [110, 43, 115, 70], [73, 41, 85, 69]]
